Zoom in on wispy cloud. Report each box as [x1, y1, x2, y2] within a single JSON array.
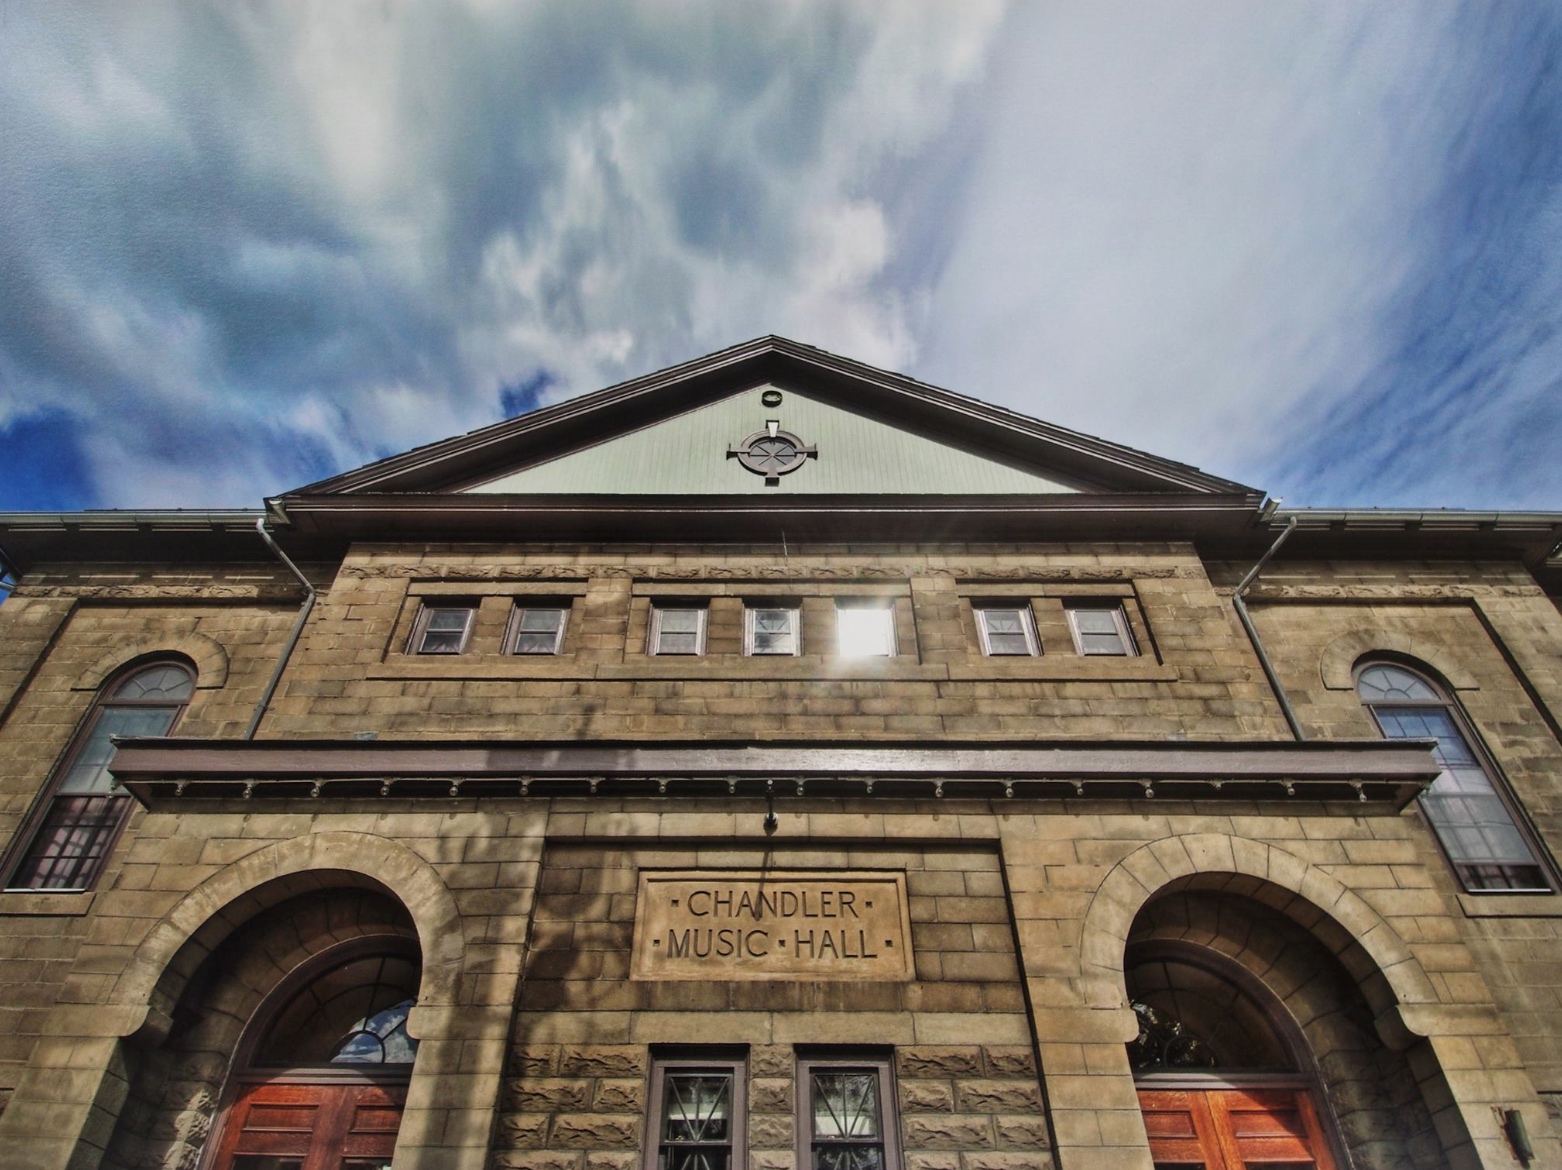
[[1, 2, 1558, 510], [916, 3, 1562, 507], [0, 0, 1003, 507]]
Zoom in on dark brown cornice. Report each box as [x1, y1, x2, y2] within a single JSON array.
[[111, 735, 1438, 809], [272, 491, 1265, 544]]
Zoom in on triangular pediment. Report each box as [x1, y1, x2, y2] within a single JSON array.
[[464, 384, 1078, 495], [288, 337, 1257, 498]]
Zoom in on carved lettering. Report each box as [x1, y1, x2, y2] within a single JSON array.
[[632, 871, 912, 982]]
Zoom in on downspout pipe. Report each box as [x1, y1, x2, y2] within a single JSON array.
[[0, 536, 18, 602], [1232, 514, 1305, 741], [247, 517, 317, 740]]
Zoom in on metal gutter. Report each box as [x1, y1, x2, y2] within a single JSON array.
[[1233, 516, 1305, 741], [246, 518, 317, 740], [0, 510, 265, 528]]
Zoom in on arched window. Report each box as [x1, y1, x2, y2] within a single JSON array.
[[5, 659, 193, 891], [212, 944, 421, 1170], [1356, 661, 1550, 892]]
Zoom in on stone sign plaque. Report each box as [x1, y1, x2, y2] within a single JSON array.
[[631, 870, 914, 981]]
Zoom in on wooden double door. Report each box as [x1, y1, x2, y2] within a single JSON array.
[[1138, 1085, 1338, 1170], [209, 1080, 407, 1170]]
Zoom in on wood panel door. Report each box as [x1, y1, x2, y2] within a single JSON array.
[[1138, 1086, 1337, 1170], [210, 1080, 406, 1170]]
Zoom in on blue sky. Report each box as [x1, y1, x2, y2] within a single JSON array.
[[1, 2, 1559, 511]]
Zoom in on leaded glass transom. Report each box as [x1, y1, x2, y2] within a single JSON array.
[[258, 953, 421, 1067]]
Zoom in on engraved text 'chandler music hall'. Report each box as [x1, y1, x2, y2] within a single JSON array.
[[631, 871, 914, 981]]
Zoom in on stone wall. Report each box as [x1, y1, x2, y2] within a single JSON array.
[[494, 841, 1046, 1170], [0, 576, 301, 1115], [1240, 562, 1562, 1095], [257, 542, 1287, 741]]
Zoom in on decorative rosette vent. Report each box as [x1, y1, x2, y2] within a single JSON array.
[[727, 419, 817, 485]]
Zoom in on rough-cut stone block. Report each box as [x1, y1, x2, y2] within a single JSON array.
[[898, 1048, 982, 1078], [508, 1079, 592, 1112], [494, 1152, 583, 1170], [497, 1113, 550, 1148], [585, 1153, 639, 1170], [982, 1048, 1036, 1078], [558, 1046, 647, 1078], [903, 1115, 995, 1150], [750, 1077, 793, 1113], [994, 1116, 1052, 1150], [749, 1113, 796, 1148], [956, 1081, 1044, 1114], [592, 1079, 644, 1113], [509, 1048, 560, 1077], [907, 1155, 961, 1170], [751, 1152, 796, 1170], [548, 1113, 641, 1149], [899, 1081, 956, 1113], [750, 1045, 793, 1078], [960, 1152, 1054, 1170]]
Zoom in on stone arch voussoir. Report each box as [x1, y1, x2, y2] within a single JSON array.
[[109, 832, 465, 1043], [1318, 628, 1479, 692], [75, 632, 230, 690], [1080, 832, 1436, 1023]]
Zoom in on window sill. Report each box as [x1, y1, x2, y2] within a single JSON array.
[[1457, 892, 1562, 918], [0, 890, 96, 916]]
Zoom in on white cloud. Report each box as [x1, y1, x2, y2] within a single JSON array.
[[913, 3, 1474, 491], [0, 0, 1009, 506]]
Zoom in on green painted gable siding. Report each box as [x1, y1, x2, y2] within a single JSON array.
[[464, 386, 1078, 495]]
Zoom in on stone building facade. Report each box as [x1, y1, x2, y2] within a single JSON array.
[[0, 337, 1559, 1170]]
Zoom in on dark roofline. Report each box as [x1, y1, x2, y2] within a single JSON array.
[[286, 336, 1259, 497], [0, 505, 1558, 581]]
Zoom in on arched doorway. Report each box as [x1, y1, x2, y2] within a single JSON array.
[[208, 941, 421, 1170], [1127, 944, 1339, 1170]]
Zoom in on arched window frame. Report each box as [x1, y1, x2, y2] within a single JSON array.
[[1355, 657, 1555, 894], [233, 936, 423, 1079], [2, 657, 194, 892]]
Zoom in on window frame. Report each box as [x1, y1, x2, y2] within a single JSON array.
[[3, 659, 194, 892], [835, 602, 897, 659], [972, 604, 1041, 657], [644, 1048, 748, 1170], [649, 604, 709, 656], [795, 1051, 901, 1170], [744, 604, 802, 656], [408, 603, 477, 655], [505, 603, 571, 656], [1065, 603, 1137, 657], [1356, 659, 1554, 894]]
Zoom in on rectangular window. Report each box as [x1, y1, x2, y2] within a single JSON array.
[[508, 606, 569, 655], [836, 604, 896, 658], [797, 1054, 899, 1170], [974, 606, 1039, 656], [1066, 604, 1136, 656], [647, 1052, 746, 1170], [745, 606, 801, 655], [650, 606, 707, 655], [411, 605, 476, 655]]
